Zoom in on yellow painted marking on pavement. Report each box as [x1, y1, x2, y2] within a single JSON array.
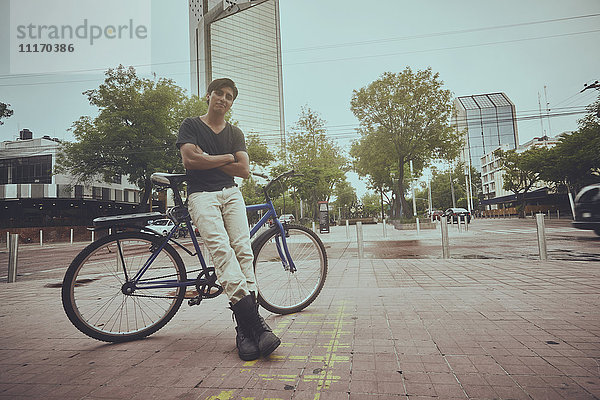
[[234, 302, 351, 400], [205, 390, 234, 400], [242, 359, 259, 367], [258, 373, 298, 382]]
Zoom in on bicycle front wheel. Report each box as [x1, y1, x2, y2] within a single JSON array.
[[62, 231, 187, 342], [252, 224, 327, 314]]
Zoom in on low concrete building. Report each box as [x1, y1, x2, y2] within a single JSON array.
[[1, 131, 143, 229]]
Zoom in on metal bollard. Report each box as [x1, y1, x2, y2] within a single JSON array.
[[6, 232, 9, 249], [416, 217, 420, 235], [382, 219, 387, 237], [557, 210, 560, 219], [8, 234, 18, 283], [536, 213, 548, 260], [39, 230, 43, 246], [441, 217, 449, 259], [346, 220, 349, 239], [70, 228, 74, 244], [91, 230, 95, 242], [356, 221, 364, 259], [312, 221, 316, 233]]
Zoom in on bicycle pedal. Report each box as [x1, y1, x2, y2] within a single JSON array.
[[188, 296, 202, 306]]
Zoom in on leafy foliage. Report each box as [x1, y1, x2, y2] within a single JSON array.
[[540, 96, 600, 192], [56, 65, 206, 208], [246, 133, 275, 168], [286, 106, 348, 219], [421, 163, 480, 212], [350, 67, 460, 218], [360, 192, 382, 218], [330, 178, 357, 219], [0, 102, 14, 125], [495, 146, 551, 217]]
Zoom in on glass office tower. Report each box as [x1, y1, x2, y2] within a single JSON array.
[[453, 93, 519, 172], [189, 0, 285, 149]]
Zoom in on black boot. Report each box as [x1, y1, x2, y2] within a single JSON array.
[[231, 304, 260, 361], [231, 293, 281, 357]]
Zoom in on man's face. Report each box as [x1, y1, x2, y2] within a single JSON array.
[[206, 86, 235, 114]]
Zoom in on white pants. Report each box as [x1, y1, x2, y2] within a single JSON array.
[[188, 187, 256, 304]]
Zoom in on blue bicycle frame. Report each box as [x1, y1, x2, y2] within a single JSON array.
[[130, 189, 296, 292], [247, 198, 296, 273]]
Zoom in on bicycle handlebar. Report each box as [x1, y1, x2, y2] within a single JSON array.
[[264, 170, 296, 193], [251, 170, 299, 201], [251, 171, 269, 179]]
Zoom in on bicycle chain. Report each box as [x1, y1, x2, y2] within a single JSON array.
[[131, 267, 216, 300]]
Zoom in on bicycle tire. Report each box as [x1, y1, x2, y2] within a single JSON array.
[[252, 224, 327, 314], [61, 231, 187, 342]]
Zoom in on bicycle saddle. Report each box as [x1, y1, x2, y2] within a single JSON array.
[[151, 172, 187, 187]]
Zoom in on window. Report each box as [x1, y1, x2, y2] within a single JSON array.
[[92, 187, 102, 199], [0, 155, 52, 184]]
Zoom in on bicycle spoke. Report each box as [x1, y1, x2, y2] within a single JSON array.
[[63, 232, 186, 342], [254, 226, 327, 314]]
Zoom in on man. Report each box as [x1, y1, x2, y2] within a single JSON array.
[[176, 78, 280, 360]]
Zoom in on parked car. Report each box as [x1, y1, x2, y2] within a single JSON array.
[[269, 214, 295, 227], [279, 214, 295, 224], [144, 218, 176, 236], [572, 183, 600, 236], [444, 207, 471, 223], [426, 209, 444, 221]]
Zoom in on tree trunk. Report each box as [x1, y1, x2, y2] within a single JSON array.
[[391, 162, 412, 219], [517, 193, 526, 218], [139, 177, 152, 212]]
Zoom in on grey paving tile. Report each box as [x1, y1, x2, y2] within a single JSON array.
[[1, 252, 600, 399]]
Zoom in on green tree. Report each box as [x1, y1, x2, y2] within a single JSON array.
[[287, 106, 348, 219], [350, 67, 460, 218], [360, 192, 381, 218], [240, 176, 265, 223], [541, 96, 600, 192], [431, 168, 458, 211], [452, 162, 481, 210], [495, 146, 551, 218], [331, 179, 357, 219], [350, 128, 407, 217], [56, 65, 199, 209], [246, 133, 275, 168], [0, 102, 13, 125]]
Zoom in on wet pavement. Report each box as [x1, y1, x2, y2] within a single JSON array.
[[0, 219, 599, 399], [2, 217, 599, 284]]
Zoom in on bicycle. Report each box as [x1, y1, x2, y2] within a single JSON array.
[[61, 170, 328, 343]]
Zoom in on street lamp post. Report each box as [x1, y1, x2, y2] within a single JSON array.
[[410, 160, 420, 234]]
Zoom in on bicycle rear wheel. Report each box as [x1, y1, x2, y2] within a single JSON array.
[[62, 231, 187, 342], [252, 224, 327, 314]]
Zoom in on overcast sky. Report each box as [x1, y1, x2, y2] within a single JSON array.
[[1, 0, 599, 194]]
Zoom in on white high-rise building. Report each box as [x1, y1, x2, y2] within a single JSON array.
[[188, 0, 285, 149]]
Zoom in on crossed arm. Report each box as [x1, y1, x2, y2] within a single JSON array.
[[179, 143, 250, 179]]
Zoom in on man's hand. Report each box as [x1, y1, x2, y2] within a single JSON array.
[[219, 151, 250, 178]]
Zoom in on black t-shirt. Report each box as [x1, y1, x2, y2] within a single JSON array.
[[176, 117, 247, 193]]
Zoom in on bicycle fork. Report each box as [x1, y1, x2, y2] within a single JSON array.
[[274, 228, 297, 273]]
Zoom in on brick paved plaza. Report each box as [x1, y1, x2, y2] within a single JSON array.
[[1, 222, 599, 399]]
